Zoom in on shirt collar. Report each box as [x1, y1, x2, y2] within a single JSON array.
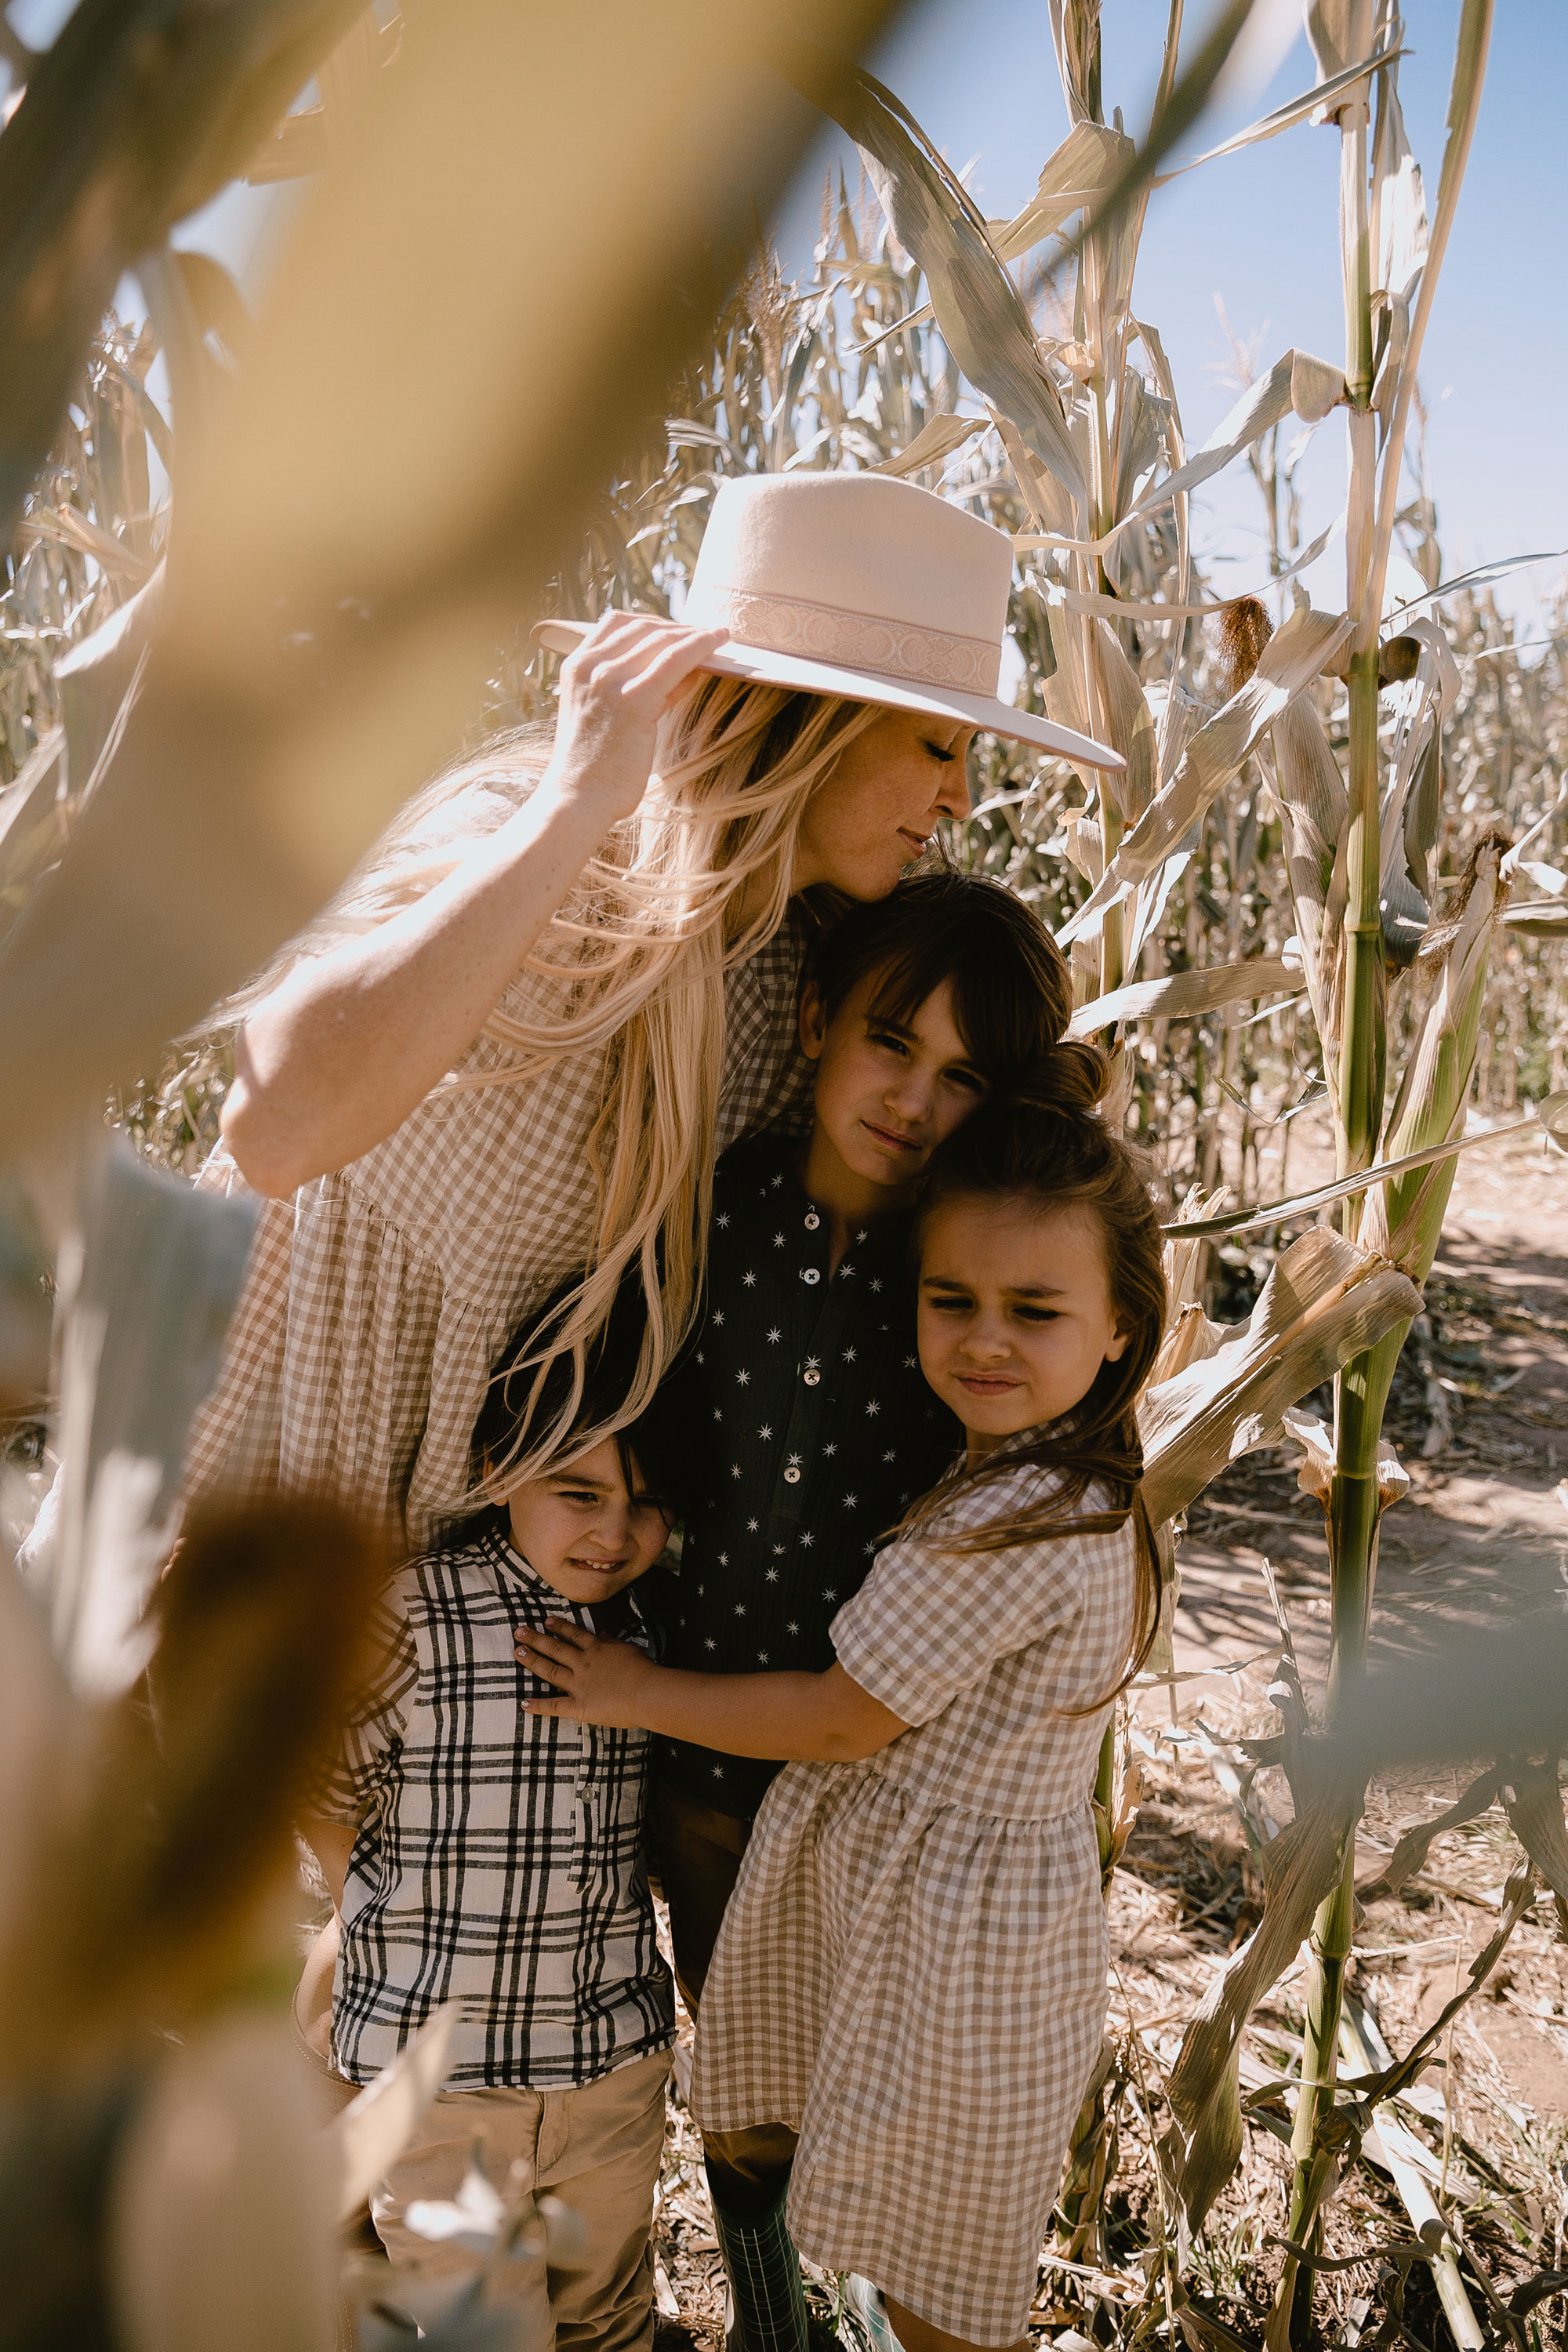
[[740, 1130, 914, 1267], [481, 1522, 646, 1628]]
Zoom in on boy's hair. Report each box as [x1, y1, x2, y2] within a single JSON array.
[[471, 1275, 685, 1515], [908, 1052, 1168, 1700], [808, 873, 1072, 1081]]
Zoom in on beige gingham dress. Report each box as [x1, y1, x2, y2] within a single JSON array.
[[183, 780, 815, 1548], [690, 1458, 1137, 2347]]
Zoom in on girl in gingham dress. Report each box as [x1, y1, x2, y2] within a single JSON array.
[[523, 1054, 1168, 2352]]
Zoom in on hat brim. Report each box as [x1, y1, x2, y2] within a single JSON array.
[[530, 619, 1124, 773]]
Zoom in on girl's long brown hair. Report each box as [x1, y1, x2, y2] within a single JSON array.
[[906, 1045, 1169, 1701]]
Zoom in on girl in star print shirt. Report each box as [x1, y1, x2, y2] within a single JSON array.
[[514, 873, 1080, 2352]]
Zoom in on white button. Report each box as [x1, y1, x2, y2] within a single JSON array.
[[804, 1210, 820, 1230], [804, 1368, 821, 1386], [802, 1267, 820, 1285], [783, 1466, 802, 1483]]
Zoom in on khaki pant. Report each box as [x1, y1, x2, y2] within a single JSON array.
[[371, 2051, 672, 2352], [652, 1782, 797, 2216]]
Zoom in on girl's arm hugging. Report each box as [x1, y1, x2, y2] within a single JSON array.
[[517, 1621, 908, 1763]]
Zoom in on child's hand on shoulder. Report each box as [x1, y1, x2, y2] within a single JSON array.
[[517, 1620, 659, 1729]]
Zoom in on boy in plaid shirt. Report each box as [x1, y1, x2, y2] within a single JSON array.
[[301, 1316, 684, 2352]]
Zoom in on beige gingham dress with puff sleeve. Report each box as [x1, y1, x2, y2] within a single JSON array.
[[182, 779, 816, 1551], [690, 1458, 1137, 2347]]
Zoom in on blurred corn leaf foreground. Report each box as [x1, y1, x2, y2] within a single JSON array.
[[0, 0, 907, 1140]]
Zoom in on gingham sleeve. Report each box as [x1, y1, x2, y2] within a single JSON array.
[[829, 1468, 1091, 1726], [310, 1582, 419, 1824]]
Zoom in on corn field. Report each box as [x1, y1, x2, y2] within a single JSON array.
[[1, 2, 1566, 2347]]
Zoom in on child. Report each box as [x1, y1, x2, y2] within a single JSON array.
[[517, 1067, 1167, 2352], [534, 873, 1076, 2342], [299, 1310, 685, 2352]]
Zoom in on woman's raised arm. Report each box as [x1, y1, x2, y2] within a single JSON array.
[[221, 615, 727, 1199]]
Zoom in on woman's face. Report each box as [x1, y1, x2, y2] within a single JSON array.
[[793, 709, 976, 901]]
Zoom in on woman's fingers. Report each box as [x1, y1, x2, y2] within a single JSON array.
[[547, 612, 730, 825]]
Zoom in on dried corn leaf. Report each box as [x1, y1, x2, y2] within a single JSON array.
[[1139, 1229, 1422, 1529], [331, 2004, 462, 2221], [1282, 1404, 1408, 1512], [1068, 955, 1298, 1039], [802, 53, 1087, 504], [1157, 44, 1403, 181], [1162, 1795, 1353, 2238], [1501, 1763, 1568, 1909], [1060, 607, 1352, 945], [1356, 1767, 1503, 1902], [871, 411, 988, 478]]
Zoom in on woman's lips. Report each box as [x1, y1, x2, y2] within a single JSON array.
[[898, 829, 930, 858], [956, 1374, 1022, 1396], [862, 1120, 919, 1153]]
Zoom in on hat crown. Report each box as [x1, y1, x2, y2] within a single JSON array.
[[686, 472, 1014, 699]]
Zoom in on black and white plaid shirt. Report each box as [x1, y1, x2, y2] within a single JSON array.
[[316, 1519, 673, 2089]]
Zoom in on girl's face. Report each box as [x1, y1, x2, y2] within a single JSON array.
[[800, 971, 987, 1193], [792, 709, 975, 902], [505, 1436, 673, 1603], [917, 1196, 1131, 1450]]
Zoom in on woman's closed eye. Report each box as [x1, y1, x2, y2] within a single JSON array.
[[926, 1287, 975, 1314], [922, 737, 959, 764]]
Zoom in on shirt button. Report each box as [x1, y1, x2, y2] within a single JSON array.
[[783, 1466, 802, 1483], [802, 1267, 821, 1285], [804, 1368, 821, 1386], [804, 1210, 820, 1230]]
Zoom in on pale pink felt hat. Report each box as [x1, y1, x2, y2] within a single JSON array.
[[532, 470, 1123, 771]]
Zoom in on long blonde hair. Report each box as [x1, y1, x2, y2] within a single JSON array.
[[220, 675, 883, 1487]]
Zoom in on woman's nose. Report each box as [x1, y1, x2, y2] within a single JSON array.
[[960, 1318, 1010, 1362]]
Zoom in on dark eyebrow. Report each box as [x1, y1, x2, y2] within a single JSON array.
[[547, 1472, 613, 1492], [1007, 1284, 1067, 1299]]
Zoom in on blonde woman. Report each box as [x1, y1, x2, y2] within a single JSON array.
[[187, 472, 1120, 1547]]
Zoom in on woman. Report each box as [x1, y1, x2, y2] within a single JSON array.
[[187, 470, 1120, 1547]]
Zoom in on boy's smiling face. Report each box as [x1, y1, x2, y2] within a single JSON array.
[[504, 1437, 673, 1603], [800, 968, 988, 1203]]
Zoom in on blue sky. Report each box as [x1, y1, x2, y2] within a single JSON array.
[[768, 0, 1567, 637], [15, 0, 1565, 636]]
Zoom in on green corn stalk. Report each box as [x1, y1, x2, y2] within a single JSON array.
[[1278, 5, 1497, 2337]]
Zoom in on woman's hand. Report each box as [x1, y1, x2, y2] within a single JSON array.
[[517, 1619, 662, 1729], [222, 612, 725, 1196], [543, 614, 730, 827]]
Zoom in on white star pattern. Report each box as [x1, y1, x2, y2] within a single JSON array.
[[771, 1174, 784, 1188], [757, 1650, 770, 1664], [731, 1464, 743, 1479], [866, 1399, 880, 1417], [822, 1588, 837, 1602], [746, 1519, 759, 1532], [735, 1368, 750, 1385], [870, 1279, 883, 1294], [717, 1555, 728, 1567], [843, 1347, 857, 1362], [772, 1543, 786, 1555], [713, 1311, 725, 1327], [903, 1356, 916, 1369], [883, 1450, 896, 1464], [716, 1213, 730, 1227], [713, 1407, 723, 1421], [786, 1621, 800, 1635], [800, 1533, 815, 1548], [758, 1425, 773, 1440], [772, 1232, 786, 1248], [742, 1269, 757, 1287], [764, 1568, 780, 1582], [786, 1451, 802, 1468], [805, 1356, 820, 1370], [766, 1327, 782, 1344], [735, 1602, 747, 1617], [696, 1350, 706, 1364], [840, 1263, 855, 1278], [704, 1639, 717, 1652], [842, 1493, 858, 1508], [823, 1443, 837, 1457]]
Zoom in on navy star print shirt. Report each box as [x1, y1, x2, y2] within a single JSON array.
[[647, 1131, 962, 1818]]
